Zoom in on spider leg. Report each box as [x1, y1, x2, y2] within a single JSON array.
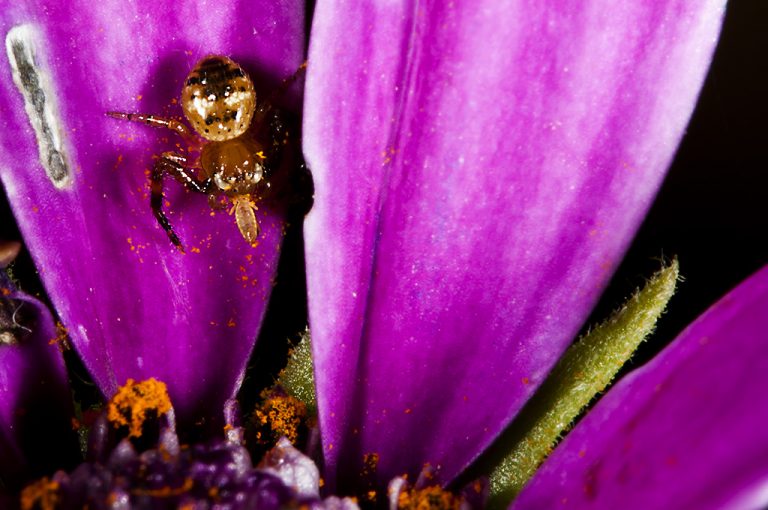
[[251, 62, 306, 177], [150, 153, 216, 251], [208, 194, 228, 211], [159, 152, 212, 194], [256, 61, 307, 119], [276, 60, 307, 95], [107, 111, 198, 146], [150, 157, 185, 252], [263, 110, 288, 177]]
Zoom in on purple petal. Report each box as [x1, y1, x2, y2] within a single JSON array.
[[0, 273, 78, 488], [0, 2, 304, 428], [513, 264, 768, 509], [303, 0, 725, 487]]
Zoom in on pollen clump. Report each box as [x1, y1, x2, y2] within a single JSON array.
[[49, 321, 71, 351], [397, 485, 463, 510], [20, 477, 60, 510], [132, 477, 194, 497], [363, 452, 380, 476], [252, 392, 307, 445], [107, 378, 172, 437]]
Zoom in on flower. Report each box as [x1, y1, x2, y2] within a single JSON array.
[[3, 0, 763, 508], [510, 264, 768, 509], [0, 0, 303, 432], [301, 0, 728, 491]]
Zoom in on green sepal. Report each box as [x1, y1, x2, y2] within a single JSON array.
[[278, 327, 317, 416], [487, 259, 679, 508]]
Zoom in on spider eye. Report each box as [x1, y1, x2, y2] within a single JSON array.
[[181, 55, 256, 142]]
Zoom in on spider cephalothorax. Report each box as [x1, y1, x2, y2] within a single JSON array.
[[109, 55, 301, 251]]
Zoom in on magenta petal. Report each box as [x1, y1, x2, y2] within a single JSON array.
[[0, 274, 78, 488], [513, 264, 768, 509], [0, 1, 304, 427], [303, 0, 725, 486]]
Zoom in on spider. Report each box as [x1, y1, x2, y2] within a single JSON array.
[[108, 55, 303, 251]]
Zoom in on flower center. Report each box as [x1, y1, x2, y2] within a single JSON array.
[[20, 477, 59, 510]]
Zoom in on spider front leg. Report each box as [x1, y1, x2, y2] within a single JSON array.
[[150, 152, 212, 251], [160, 152, 212, 194], [107, 111, 199, 147]]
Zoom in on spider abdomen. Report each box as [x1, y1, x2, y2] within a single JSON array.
[[181, 56, 256, 141]]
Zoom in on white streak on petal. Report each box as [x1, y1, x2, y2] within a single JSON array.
[[77, 324, 89, 346], [5, 24, 72, 189]]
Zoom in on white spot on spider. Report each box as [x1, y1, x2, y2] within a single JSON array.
[[5, 24, 72, 188]]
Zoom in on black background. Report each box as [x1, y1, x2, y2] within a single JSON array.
[[584, 0, 768, 366]]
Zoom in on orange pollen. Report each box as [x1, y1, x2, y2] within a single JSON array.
[[132, 477, 194, 497], [107, 378, 172, 437], [397, 486, 463, 510], [253, 394, 307, 444], [20, 477, 60, 510], [362, 452, 380, 478], [49, 321, 71, 351]]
